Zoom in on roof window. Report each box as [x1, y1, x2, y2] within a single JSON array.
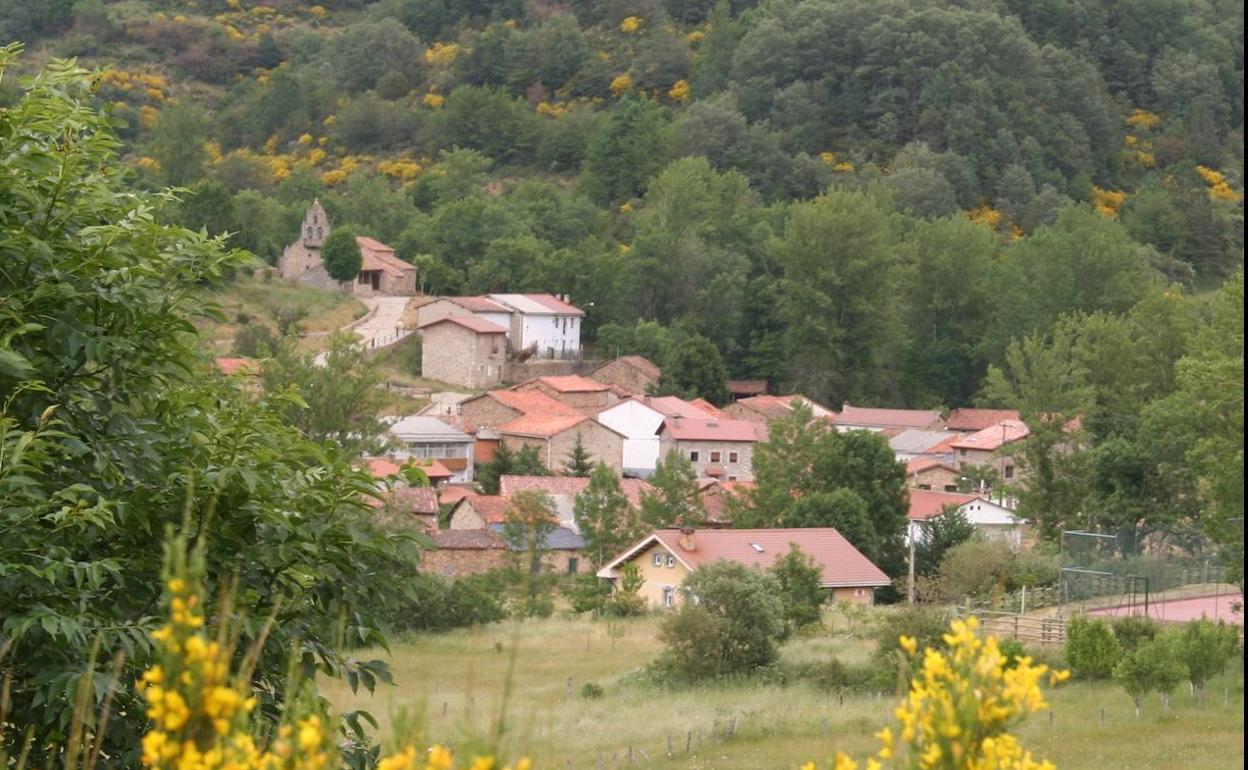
[[750, 543, 764, 553]]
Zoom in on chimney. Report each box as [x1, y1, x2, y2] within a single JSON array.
[[678, 527, 696, 551]]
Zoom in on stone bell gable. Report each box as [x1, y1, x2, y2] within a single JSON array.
[[278, 199, 338, 290]]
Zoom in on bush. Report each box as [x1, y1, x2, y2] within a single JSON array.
[[390, 572, 507, 633], [1114, 631, 1187, 714], [998, 638, 1028, 669], [562, 574, 611, 614], [1176, 617, 1240, 695], [580, 682, 605, 700], [1065, 616, 1123, 680], [937, 539, 1013, 601], [769, 545, 826, 636], [604, 562, 647, 617], [869, 606, 951, 670], [655, 561, 785, 680], [1112, 615, 1160, 652], [232, 323, 279, 357]]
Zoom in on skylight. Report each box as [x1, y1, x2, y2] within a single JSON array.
[[750, 543, 764, 553]]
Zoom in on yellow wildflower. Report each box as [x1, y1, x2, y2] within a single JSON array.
[[423, 92, 446, 109], [298, 133, 313, 145], [668, 79, 690, 102], [620, 16, 643, 33], [610, 73, 632, 96]]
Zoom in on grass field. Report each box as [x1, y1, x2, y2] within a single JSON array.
[[322, 612, 1245, 770], [197, 277, 367, 353]]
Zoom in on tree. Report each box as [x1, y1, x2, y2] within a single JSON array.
[[501, 490, 559, 617], [1065, 616, 1123, 681], [574, 462, 636, 568], [656, 561, 785, 679], [935, 540, 1013, 602], [0, 51, 405, 763], [769, 545, 826, 635], [563, 433, 594, 476], [913, 507, 977, 576], [261, 334, 388, 457], [1114, 632, 1188, 715], [148, 100, 208, 185], [605, 562, 647, 617], [321, 227, 363, 282], [476, 440, 551, 494], [580, 95, 671, 204], [639, 450, 705, 528], [657, 334, 730, 404], [1175, 618, 1239, 698]]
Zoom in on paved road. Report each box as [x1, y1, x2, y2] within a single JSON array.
[[315, 295, 412, 365]]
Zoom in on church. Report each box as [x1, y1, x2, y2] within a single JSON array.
[[278, 200, 418, 296]]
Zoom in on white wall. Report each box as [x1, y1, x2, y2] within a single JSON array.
[[598, 400, 664, 474], [518, 314, 581, 358]]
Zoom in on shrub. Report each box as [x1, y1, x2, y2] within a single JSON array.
[[937, 538, 1014, 601], [869, 605, 950, 670], [769, 544, 826, 635], [604, 562, 647, 617], [1112, 615, 1160, 652], [1114, 631, 1187, 715], [580, 682, 605, 700], [655, 561, 784, 680], [563, 574, 611, 614], [1176, 617, 1240, 696], [322, 226, 362, 282], [1065, 615, 1123, 680], [232, 322, 279, 357], [998, 637, 1028, 669]]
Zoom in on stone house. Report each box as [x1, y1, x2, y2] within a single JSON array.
[[905, 458, 963, 492], [486, 293, 584, 360], [657, 416, 766, 481], [596, 528, 891, 608], [498, 474, 653, 532], [278, 200, 416, 296], [512, 375, 616, 413], [722, 394, 836, 424], [448, 494, 514, 530], [418, 316, 508, 390], [948, 419, 1030, 483], [591, 355, 661, 395], [422, 529, 509, 578], [497, 415, 625, 474], [907, 489, 1026, 551], [415, 296, 513, 330]]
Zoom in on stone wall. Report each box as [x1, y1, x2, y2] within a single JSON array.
[[421, 547, 507, 578], [459, 396, 522, 431], [659, 436, 756, 481], [421, 323, 505, 390], [502, 358, 603, 384], [591, 359, 658, 396]]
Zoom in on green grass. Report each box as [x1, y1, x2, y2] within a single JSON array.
[[196, 276, 367, 353], [321, 612, 1245, 770]]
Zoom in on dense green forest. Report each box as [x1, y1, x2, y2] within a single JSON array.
[[2, 0, 1242, 410]]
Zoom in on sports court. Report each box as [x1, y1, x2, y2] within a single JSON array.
[[1088, 592, 1244, 625]]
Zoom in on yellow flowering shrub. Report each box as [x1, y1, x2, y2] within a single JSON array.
[[298, 133, 313, 145], [812, 617, 1069, 770], [1091, 185, 1126, 217], [135, 156, 162, 173], [425, 42, 460, 66], [1195, 165, 1243, 202], [819, 151, 838, 165], [1125, 108, 1161, 130], [378, 159, 424, 181], [423, 92, 446, 109], [138, 536, 531, 770], [687, 30, 705, 44], [965, 203, 1001, 229], [620, 16, 643, 33], [610, 73, 632, 96], [668, 79, 691, 103], [139, 105, 161, 129]]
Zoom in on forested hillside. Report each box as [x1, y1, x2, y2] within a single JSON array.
[[2, 0, 1242, 409]]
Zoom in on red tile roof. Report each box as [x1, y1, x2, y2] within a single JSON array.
[[949, 420, 1029, 452], [945, 408, 1022, 432], [531, 375, 610, 393], [688, 398, 728, 419], [366, 457, 403, 478], [456, 494, 514, 524], [356, 236, 416, 278], [438, 485, 476, 506], [908, 489, 978, 521], [604, 528, 890, 587], [644, 396, 719, 419], [215, 357, 257, 376], [409, 459, 455, 480], [663, 417, 766, 442], [906, 457, 960, 475], [488, 389, 583, 417], [838, 404, 944, 430], [500, 475, 653, 508], [732, 395, 795, 420], [420, 315, 508, 334], [526, 293, 585, 315], [389, 486, 440, 515], [497, 412, 587, 438], [432, 529, 505, 550], [447, 296, 509, 313]]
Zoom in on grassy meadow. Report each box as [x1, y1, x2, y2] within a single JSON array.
[[197, 276, 367, 353], [322, 612, 1245, 770]]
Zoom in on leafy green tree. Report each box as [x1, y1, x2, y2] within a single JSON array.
[[657, 334, 730, 404], [501, 490, 559, 617], [639, 450, 705, 528], [574, 462, 636, 567], [1175, 618, 1240, 698], [1114, 632, 1188, 715], [261, 334, 388, 457], [321, 227, 363, 282], [580, 95, 671, 204], [935, 540, 1013, 602], [1065, 616, 1123, 681], [605, 562, 648, 617], [913, 508, 977, 577], [148, 100, 208, 185], [657, 561, 785, 679], [476, 441, 551, 494], [0, 52, 405, 764], [768, 545, 826, 635]]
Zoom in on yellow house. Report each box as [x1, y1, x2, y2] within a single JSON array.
[[595, 527, 891, 608]]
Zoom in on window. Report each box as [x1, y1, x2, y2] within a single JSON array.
[[958, 449, 967, 457], [728, 452, 738, 463], [689, 451, 700, 462], [316, 227, 323, 238], [944, 485, 959, 492], [662, 587, 675, 608], [854, 589, 865, 597], [710, 451, 721, 463], [666, 555, 676, 568], [1004, 465, 1015, 480], [652, 552, 664, 567], [727, 475, 737, 482], [567, 558, 579, 575], [918, 484, 932, 490]]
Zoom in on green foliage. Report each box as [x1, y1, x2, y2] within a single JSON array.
[[605, 563, 648, 617], [1066, 616, 1124, 681], [501, 490, 559, 617], [260, 334, 388, 457], [563, 432, 594, 476], [1113, 632, 1188, 713], [475, 440, 551, 494], [768, 545, 826, 635], [232, 323, 280, 358], [0, 51, 405, 763], [1111, 616, 1160, 653], [869, 606, 950, 671], [580, 682, 605, 700], [574, 462, 638, 568], [1175, 618, 1240, 694], [321, 227, 363, 282], [936, 539, 1014, 602], [563, 574, 612, 614], [639, 450, 705, 528], [656, 333, 730, 404], [391, 571, 507, 633], [581, 96, 671, 204], [913, 508, 978, 577], [656, 560, 785, 680]]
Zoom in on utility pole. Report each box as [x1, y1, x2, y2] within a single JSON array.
[[908, 523, 917, 604]]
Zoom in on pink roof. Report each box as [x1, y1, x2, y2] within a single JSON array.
[[906, 457, 959, 475], [949, 420, 1030, 452], [356, 236, 415, 278], [447, 296, 508, 313], [908, 489, 978, 521], [688, 398, 728, 419], [421, 315, 508, 334], [732, 395, 795, 420], [498, 412, 587, 438], [455, 494, 514, 524], [611, 528, 890, 588], [838, 404, 943, 430], [439, 485, 475, 505], [366, 458, 403, 478], [215, 357, 257, 376], [532, 375, 610, 393], [662, 416, 766, 443], [408, 458, 454, 479], [945, 408, 1022, 432], [644, 395, 718, 419], [500, 475, 653, 508], [389, 486, 439, 515], [526, 293, 585, 315], [487, 389, 583, 417]]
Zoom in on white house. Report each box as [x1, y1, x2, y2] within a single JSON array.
[[487, 293, 584, 360], [907, 489, 1026, 550], [387, 415, 476, 483], [596, 397, 666, 477]]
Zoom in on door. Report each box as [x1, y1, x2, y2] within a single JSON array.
[[370, 272, 380, 291]]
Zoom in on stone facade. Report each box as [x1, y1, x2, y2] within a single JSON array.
[[501, 420, 624, 474], [278, 200, 339, 290], [908, 464, 961, 492], [279, 201, 417, 296], [419, 320, 507, 390], [591, 356, 660, 395], [421, 545, 508, 578], [458, 395, 524, 431], [658, 436, 756, 481]]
